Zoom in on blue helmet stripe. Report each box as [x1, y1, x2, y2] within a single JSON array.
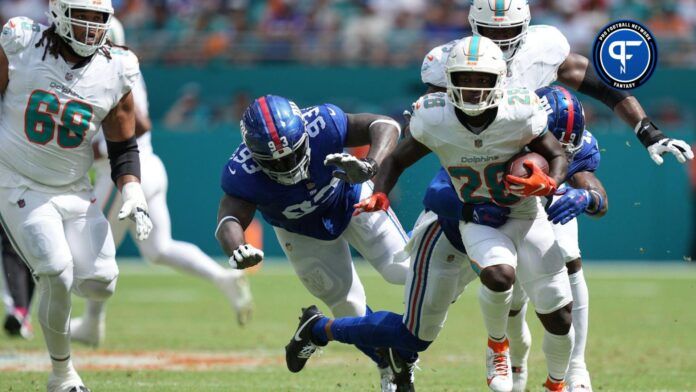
[[495, 0, 505, 16], [468, 36, 481, 61]]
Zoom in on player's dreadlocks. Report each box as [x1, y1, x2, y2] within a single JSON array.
[[35, 24, 113, 62]]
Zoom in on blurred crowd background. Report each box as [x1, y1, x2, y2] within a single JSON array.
[[3, 0, 696, 66]]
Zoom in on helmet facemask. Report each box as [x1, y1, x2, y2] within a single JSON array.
[[447, 70, 504, 116], [246, 132, 311, 186], [49, 0, 113, 57], [474, 23, 528, 61]]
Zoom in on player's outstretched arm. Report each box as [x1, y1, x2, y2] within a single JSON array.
[[103, 91, 153, 240], [0, 46, 8, 95], [216, 195, 263, 269], [353, 134, 431, 214], [557, 53, 693, 165], [324, 113, 401, 184]]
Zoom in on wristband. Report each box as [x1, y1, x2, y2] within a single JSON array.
[[634, 117, 665, 148], [585, 189, 604, 215]]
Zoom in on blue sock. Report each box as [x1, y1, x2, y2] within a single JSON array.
[[327, 311, 431, 359]]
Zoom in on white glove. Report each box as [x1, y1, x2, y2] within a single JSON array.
[[118, 182, 153, 241], [229, 244, 264, 269], [324, 153, 378, 184], [647, 138, 694, 165]]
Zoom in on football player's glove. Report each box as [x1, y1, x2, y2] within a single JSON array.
[[118, 182, 153, 241], [463, 203, 511, 228], [324, 153, 378, 184], [636, 119, 694, 165], [505, 160, 557, 197], [547, 187, 590, 225], [353, 192, 390, 216], [647, 138, 694, 165], [229, 244, 264, 269]]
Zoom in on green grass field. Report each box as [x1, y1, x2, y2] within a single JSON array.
[[1, 261, 695, 391]]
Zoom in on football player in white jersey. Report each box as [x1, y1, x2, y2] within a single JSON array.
[[0, 0, 153, 390], [69, 18, 254, 349], [358, 37, 574, 392], [419, 1, 693, 390]]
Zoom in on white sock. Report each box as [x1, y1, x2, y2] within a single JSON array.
[[83, 300, 106, 324], [38, 270, 73, 374], [152, 240, 237, 281], [569, 269, 589, 375], [507, 303, 532, 368], [543, 327, 575, 382], [479, 285, 513, 340]]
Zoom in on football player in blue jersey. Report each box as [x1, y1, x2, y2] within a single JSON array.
[[284, 86, 607, 392], [215, 95, 409, 391]]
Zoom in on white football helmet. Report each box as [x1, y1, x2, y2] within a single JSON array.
[[445, 36, 506, 116], [469, 0, 531, 61], [48, 0, 114, 57]]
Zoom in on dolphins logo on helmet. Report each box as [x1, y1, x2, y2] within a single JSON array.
[[469, 0, 531, 61], [241, 95, 310, 185], [535, 86, 586, 157], [48, 0, 114, 57]]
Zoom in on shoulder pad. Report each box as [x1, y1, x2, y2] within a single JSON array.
[[527, 25, 570, 65], [421, 42, 455, 88], [1, 17, 41, 56], [412, 93, 448, 126], [111, 48, 141, 97]]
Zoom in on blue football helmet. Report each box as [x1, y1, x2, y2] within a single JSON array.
[[535, 86, 585, 158], [241, 95, 310, 185]]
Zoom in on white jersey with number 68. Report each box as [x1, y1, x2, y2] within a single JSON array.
[[0, 17, 140, 192], [409, 90, 548, 219]]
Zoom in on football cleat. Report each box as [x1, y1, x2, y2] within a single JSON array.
[[378, 363, 398, 392], [511, 365, 528, 392], [567, 370, 592, 392], [285, 305, 324, 373], [486, 337, 513, 392], [70, 315, 105, 347], [216, 272, 254, 326], [47, 368, 90, 392], [385, 348, 416, 392], [543, 376, 566, 392]]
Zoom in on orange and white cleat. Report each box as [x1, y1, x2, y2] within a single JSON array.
[[544, 376, 567, 392], [486, 337, 513, 392]]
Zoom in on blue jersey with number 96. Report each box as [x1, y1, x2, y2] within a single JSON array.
[[220, 104, 361, 240]]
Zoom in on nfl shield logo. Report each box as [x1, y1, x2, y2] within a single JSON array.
[[475, 139, 483, 148]]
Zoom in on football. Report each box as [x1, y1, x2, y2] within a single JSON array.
[[506, 151, 549, 178]]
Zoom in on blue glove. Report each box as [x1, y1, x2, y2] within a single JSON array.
[[547, 187, 590, 225], [463, 203, 511, 228]]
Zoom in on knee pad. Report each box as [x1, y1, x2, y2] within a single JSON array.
[[525, 271, 572, 315], [510, 282, 529, 312], [296, 260, 364, 318], [73, 277, 117, 301], [36, 268, 73, 333]]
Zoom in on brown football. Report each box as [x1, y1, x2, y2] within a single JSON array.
[[506, 152, 549, 178]]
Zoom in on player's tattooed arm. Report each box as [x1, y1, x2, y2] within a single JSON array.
[[558, 53, 693, 164], [0, 46, 8, 95], [527, 132, 568, 186], [216, 195, 263, 269], [568, 171, 608, 217]]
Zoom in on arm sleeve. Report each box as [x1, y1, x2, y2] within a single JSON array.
[[423, 168, 464, 220]]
